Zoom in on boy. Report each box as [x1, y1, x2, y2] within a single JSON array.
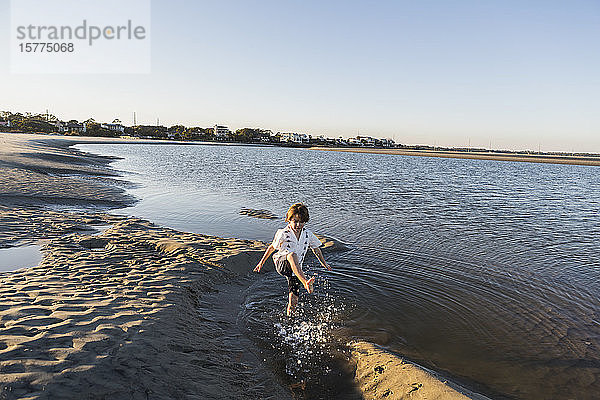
[[254, 203, 331, 316]]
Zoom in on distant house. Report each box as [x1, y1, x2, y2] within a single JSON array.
[[380, 138, 395, 147], [66, 122, 86, 133], [0, 120, 11, 128], [357, 136, 376, 146], [280, 132, 310, 144], [348, 138, 361, 146], [101, 123, 125, 133], [256, 130, 273, 143], [214, 125, 231, 137], [279, 132, 300, 143], [335, 137, 348, 146], [48, 121, 66, 132]]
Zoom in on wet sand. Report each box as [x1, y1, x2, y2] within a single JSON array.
[[351, 342, 476, 400], [0, 133, 479, 399], [311, 147, 600, 166]]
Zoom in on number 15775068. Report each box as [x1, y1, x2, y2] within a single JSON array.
[[19, 42, 74, 52]]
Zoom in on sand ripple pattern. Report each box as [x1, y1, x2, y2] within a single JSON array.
[[0, 207, 287, 400]]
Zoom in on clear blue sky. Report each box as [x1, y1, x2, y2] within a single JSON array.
[[1, 0, 599, 152]]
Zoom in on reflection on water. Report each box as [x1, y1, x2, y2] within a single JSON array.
[[76, 143, 600, 399], [0, 244, 43, 272], [89, 224, 113, 236]]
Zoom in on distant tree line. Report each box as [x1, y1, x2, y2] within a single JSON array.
[[5, 110, 594, 156], [0, 111, 221, 141]]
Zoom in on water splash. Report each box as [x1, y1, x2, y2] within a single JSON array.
[[268, 275, 350, 378]]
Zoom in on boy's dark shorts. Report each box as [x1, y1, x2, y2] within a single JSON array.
[[275, 257, 301, 297]]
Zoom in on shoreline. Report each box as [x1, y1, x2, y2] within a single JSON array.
[[310, 146, 600, 166], [0, 133, 482, 399], [1, 133, 292, 398]]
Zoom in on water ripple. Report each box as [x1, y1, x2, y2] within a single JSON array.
[[76, 143, 600, 399]]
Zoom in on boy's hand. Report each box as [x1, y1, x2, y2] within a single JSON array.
[[253, 263, 263, 273]]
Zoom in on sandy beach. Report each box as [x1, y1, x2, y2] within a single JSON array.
[[310, 147, 600, 166], [0, 133, 480, 399]]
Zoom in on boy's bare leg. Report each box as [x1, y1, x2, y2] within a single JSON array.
[[287, 253, 315, 293], [287, 292, 299, 316]]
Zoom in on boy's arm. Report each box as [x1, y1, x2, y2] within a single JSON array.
[[254, 244, 275, 272], [312, 247, 331, 271]]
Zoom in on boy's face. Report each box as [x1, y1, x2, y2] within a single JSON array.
[[288, 215, 305, 232]]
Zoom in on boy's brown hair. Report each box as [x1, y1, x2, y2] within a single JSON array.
[[285, 203, 310, 223]]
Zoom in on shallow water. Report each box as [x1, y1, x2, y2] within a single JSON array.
[[0, 244, 43, 272], [76, 143, 600, 399]]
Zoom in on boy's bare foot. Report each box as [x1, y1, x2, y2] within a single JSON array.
[[304, 277, 315, 294]]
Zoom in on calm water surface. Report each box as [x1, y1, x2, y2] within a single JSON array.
[[0, 244, 42, 272], [76, 143, 600, 399]]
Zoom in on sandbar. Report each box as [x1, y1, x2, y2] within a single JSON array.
[[311, 147, 600, 166]]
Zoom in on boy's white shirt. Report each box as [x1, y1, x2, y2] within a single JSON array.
[[271, 225, 322, 267]]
